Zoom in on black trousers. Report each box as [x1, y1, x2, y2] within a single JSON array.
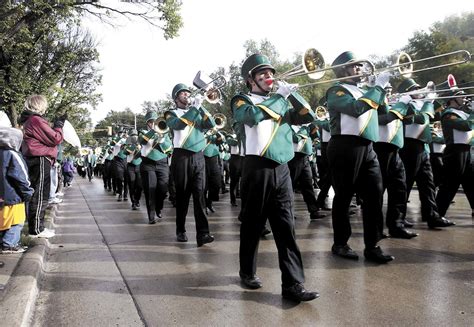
[[126, 163, 142, 206], [327, 136, 383, 248], [288, 153, 319, 215], [399, 138, 441, 221], [103, 159, 112, 190], [316, 142, 331, 208], [171, 149, 210, 235], [112, 157, 128, 198], [205, 155, 221, 206], [436, 144, 474, 216], [86, 164, 94, 181], [26, 156, 51, 235], [140, 157, 168, 220], [374, 143, 407, 231], [229, 154, 243, 204], [430, 153, 444, 188], [239, 156, 305, 288]]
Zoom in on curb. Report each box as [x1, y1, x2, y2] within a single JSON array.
[[0, 205, 56, 327], [0, 239, 48, 326]]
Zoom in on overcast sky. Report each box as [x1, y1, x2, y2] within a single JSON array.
[[84, 0, 473, 123]]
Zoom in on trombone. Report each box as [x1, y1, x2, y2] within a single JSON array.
[[297, 49, 471, 88]]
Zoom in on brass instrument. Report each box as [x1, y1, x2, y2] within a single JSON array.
[[213, 113, 227, 130], [298, 49, 471, 88], [278, 48, 326, 80], [315, 106, 329, 121], [192, 71, 227, 104], [154, 117, 169, 134], [205, 113, 227, 136]]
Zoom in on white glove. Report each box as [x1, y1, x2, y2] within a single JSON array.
[[374, 72, 391, 89], [275, 81, 299, 98], [399, 95, 412, 104], [192, 94, 204, 108], [425, 92, 437, 100]]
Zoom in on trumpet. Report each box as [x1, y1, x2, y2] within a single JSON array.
[[214, 113, 227, 130], [154, 117, 169, 134], [315, 106, 329, 121]]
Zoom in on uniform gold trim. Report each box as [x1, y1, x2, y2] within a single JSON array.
[[180, 124, 195, 148], [180, 117, 193, 126], [257, 104, 281, 120], [389, 109, 404, 120], [359, 110, 373, 136], [359, 97, 379, 109], [261, 118, 282, 156]]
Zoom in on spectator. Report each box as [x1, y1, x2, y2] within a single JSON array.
[[0, 126, 34, 253], [62, 157, 75, 187], [19, 94, 65, 238]]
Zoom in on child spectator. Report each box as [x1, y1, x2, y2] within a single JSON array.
[[0, 126, 34, 253], [62, 157, 75, 187]]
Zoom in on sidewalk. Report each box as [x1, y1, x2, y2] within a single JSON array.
[[1, 177, 473, 326], [0, 206, 55, 326]]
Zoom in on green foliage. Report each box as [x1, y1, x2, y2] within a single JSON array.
[[399, 12, 473, 91], [93, 108, 146, 139]]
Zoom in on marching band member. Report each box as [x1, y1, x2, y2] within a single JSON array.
[[233, 53, 318, 302], [326, 51, 394, 263], [375, 91, 418, 239], [166, 83, 216, 247], [226, 123, 244, 207], [101, 142, 114, 191], [313, 100, 332, 210], [139, 111, 172, 224], [111, 129, 128, 202], [288, 122, 326, 220], [84, 148, 97, 182], [430, 121, 446, 189], [124, 129, 143, 211], [203, 129, 223, 214], [397, 78, 455, 228], [435, 89, 474, 217]]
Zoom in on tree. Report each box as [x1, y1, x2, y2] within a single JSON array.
[[0, 0, 183, 126], [402, 12, 474, 91], [93, 108, 145, 139]]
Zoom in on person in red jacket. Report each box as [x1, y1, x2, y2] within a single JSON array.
[[19, 95, 65, 238]]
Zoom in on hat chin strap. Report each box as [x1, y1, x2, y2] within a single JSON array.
[[251, 76, 270, 95]]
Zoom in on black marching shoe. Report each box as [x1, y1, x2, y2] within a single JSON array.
[[156, 212, 163, 221], [231, 201, 238, 207], [239, 271, 263, 289], [221, 189, 229, 194], [401, 218, 415, 228], [282, 283, 319, 302], [310, 211, 327, 220], [117, 195, 123, 202], [364, 246, 394, 264], [123, 196, 128, 201], [261, 227, 272, 237], [176, 232, 188, 242], [428, 217, 455, 229], [389, 227, 418, 239], [197, 233, 214, 247], [207, 205, 216, 213], [331, 244, 359, 260], [148, 217, 156, 225], [131, 203, 138, 211]]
